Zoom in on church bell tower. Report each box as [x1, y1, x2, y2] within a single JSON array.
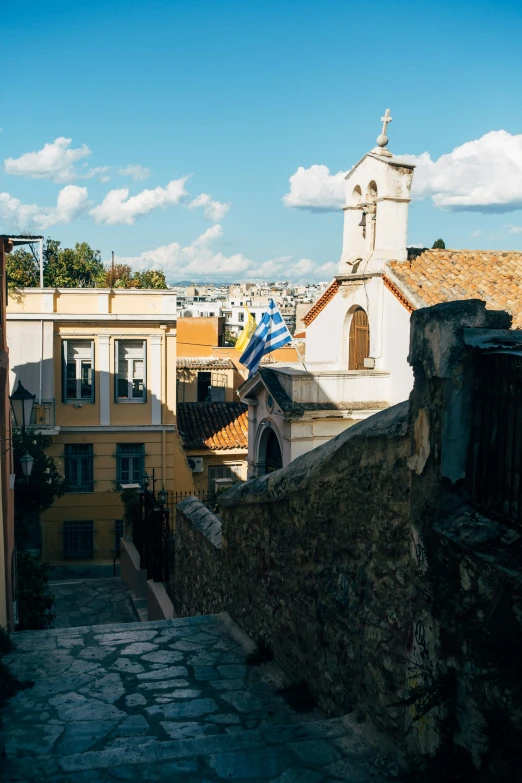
[[339, 110, 416, 274]]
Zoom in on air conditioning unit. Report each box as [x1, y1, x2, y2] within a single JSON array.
[[187, 457, 204, 473]]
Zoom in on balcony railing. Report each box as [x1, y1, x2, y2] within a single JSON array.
[[30, 400, 56, 431]]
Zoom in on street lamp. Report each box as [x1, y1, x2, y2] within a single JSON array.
[[10, 381, 36, 435], [19, 451, 34, 483], [158, 487, 167, 506]]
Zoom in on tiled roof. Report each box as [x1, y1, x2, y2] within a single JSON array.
[[387, 250, 522, 327], [176, 358, 235, 370], [177, 402, 248, 450], [302, 280, 340, 327]]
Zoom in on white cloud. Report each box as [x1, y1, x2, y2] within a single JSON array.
[[399, 131, 522, 213], [89, 177, 189, 225], [285, 131, 522, 215], [118, 164, 151, 181], [507, 225, 522, 235], [0, 185, 90, 230], [282, 164, 347, 211], [115, 225, 331, 283], [4, 137, 100, 183], [188, 193, 231, 222]]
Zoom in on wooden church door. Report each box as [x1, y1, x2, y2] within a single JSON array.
[[348, 308, 370, 370]]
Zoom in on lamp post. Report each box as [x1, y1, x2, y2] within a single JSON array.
[[19, 451, 34, 483], [158, 487, 167, 507], [10, 381, 36, 436]]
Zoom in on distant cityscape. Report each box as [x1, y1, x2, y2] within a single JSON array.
[[169, 280, 330, 339]]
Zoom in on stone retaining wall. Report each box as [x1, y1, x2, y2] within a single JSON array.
[[175, 400, 412, 734]]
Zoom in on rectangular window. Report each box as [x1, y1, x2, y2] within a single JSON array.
[[197, 371, 211, 402], [238, 312, 245, 322], [208, 464, 242, 493], [113, 519, 124, 552], [117, 443, 145, 487], [63, 521, 94, 559], [65, 444, 93, 492], [62, 340, 94, 403], [115, 340, 146, 402]]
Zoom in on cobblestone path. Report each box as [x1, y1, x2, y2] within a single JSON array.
[[1, 614, 399, 782], [50, 578, 138, 628]]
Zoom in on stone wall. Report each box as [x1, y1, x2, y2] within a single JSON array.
[[175, 400, 413, 738], [174, 300, 522, 774]]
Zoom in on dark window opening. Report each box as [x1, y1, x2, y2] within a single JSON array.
[[65, 444, 93, 492], [197, 371, 212, 402], [117, 443, 145, 487], [63, 520, 94, 559]]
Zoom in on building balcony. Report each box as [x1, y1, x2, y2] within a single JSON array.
[[30, 400, 59, 434]]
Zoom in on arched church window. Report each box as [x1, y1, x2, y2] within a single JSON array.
[[351, 185, 362, 204], [348, 307, 370, 370], [367, 181, 378, 200]]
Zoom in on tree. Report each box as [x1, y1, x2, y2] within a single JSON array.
[[7, 237, 169, 290], [132, 269, 168, 289], [12, 430, 65, 630], [99, 263, 136, 289], [432, 239, 446, 249], [6, 247, 39, 288], [13, 430, 66, 542], [44, 239, 105, 287]]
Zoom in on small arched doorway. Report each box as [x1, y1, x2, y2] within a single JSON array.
[[257, 423, 283, 475], [348, 307, 370, 370], [265, 429, 282, 472]]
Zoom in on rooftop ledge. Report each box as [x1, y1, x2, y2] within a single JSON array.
[[11, 288, 175, 295]]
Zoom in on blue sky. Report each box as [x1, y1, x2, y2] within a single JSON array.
[[2, 0, 522, 282]]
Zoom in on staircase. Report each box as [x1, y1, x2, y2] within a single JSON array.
[[1, 613, 399, 782]]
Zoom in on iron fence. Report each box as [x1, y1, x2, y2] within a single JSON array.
[[132, 489, 173, 583], [471, 352, 522, 530], [166, 490, 214, 516]]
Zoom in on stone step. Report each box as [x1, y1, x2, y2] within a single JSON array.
[[6, 717, 392, 781]]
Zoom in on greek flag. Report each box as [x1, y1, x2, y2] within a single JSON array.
[[239, 299, 292, 376]]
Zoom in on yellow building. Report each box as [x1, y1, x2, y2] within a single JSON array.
[[7, 288, 194, 567]]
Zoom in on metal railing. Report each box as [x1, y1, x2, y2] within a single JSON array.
[[132, 489, 173, 583], [30, 400, 55, 430], [471, 353, 522, 530], [166, 489, 214, 516]]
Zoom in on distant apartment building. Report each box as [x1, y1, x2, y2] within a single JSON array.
[[7, 288, 193, 566]]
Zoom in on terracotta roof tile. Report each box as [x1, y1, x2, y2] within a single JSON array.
[[177, 402, 248, 451], [176, 358, 235, 370], [302, 280, 340, 327], [387, 250, 522, 327]]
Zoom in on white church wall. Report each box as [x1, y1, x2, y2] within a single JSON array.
[[381, 287, 414, 404]]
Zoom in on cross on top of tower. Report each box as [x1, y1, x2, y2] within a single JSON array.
[[377, 108, 392, 148]]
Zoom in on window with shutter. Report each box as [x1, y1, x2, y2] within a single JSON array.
[[62, 341, 94, 402], [348, 308, 370, 370], [115, 340, 146, 402]]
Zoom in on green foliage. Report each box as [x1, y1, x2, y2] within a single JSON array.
[[132, 269, 168, 289], [13, 430, 66, 544], [44, 239, 104, 287], [7, 236, 168, 291], [16, 550, 55, 630], [432, 238, 446, 249], [6, 247, 39, 288]]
